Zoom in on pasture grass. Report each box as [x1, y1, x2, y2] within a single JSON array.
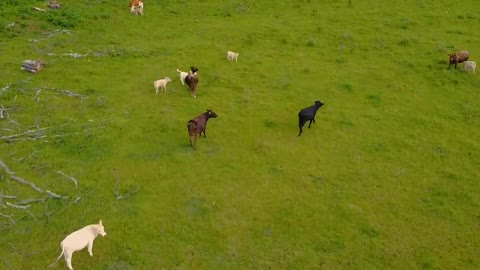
[[1, 0, 479, 269]]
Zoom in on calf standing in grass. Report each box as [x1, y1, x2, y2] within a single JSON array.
[[448, 50, 470, 69], [129, 0, 143, 13], [52, 220, 107, 270], [153, 77, 172, 94], [298, 100, 324, 136], [187, 109, 217, 149], [463, 60, 476, 73], [185, 66, 199, 98], [227, 51, 239, 62]]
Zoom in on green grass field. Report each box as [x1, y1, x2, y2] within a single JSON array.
[[1, 0, 479, 269]]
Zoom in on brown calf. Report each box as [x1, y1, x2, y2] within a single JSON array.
[[187, 109, 217, 149], [448, 50, 470, 69], [129, 0, 143, 13], [185, 66, 199, 98]]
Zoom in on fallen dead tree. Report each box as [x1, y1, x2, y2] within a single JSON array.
[[0, 158, 71, 226], [29, 29, 73, 43], [46, 46, 137, 58], [31, 86, 87, 101], [0, 158, 66, 199], [0, 213, 15, 225]]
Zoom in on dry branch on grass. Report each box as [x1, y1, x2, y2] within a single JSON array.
[[0, 106, 8, 119], [46, 47, 133, 58], [1, 79, 31, 96], [0, 158, 67, 199], [1, 257, 12, 270], [0, 83, 11, 94], [112, 170, 141, 200], [57, 171, 78, 187], [6, 202, 30, 210], [29, 86, 87, 100], [29, 29, 73, 43], [0, 213, 15, 225], [33, 7, 46, 12], [0, 127, 48, 142]]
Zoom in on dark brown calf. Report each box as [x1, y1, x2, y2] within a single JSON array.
[[185, 66, 199, 98], [449, 50, 470, 69], [298, 100, 324, 136], [187, 109, 217, 149]]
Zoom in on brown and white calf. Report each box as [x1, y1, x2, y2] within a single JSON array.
[[185, 66, 199, 98], [187, 109, 217, 149], [53, 220, 107, 270], [177, 68, 197, 85], [129, 0, 144, 13], [448, 50, 470, 69]]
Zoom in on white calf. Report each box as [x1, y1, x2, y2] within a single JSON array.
[[132, 7, 143, 15], [154, 77, 172, 93], [176, 69, 188, 85], [227, 51, 239, 62], [54, 220, 107, 270], [463, 61, 476, 73]]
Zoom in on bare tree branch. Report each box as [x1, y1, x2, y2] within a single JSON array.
[[1, 257, 12, 270], [73, 196, 81, 204], [0, 127, 49, 141], [17, 198, 45, 205], [0, 213, 15, 225], [0, 83, 11, 94], [57, 171, 78, 187], [6, 202, 30, 209], [1, 158, 66, 200], [29, 29, 73, 43], [0, 159, 14, 174], [112, 170, 141, 200], [45, 190, 66, 199], [9, 175, 44, 193]]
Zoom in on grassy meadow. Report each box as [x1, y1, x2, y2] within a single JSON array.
[[1, 0, 479, 269]]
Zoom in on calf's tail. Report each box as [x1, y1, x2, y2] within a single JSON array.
[[48, 245, 64, 268]]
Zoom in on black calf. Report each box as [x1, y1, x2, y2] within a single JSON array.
[[298, 100, 324, 136]]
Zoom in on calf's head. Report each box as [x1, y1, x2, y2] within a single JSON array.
[[206, 109, 217, 119], [94, 220, 107, 237], [315, 100, 325, 108], [190, 66, 199, 74], [449, 53, 458, 63]]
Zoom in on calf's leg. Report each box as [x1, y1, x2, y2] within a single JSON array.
[[88, 240, 94, 256], [298, 119, 307, 136], [65, 251, 73, 270]]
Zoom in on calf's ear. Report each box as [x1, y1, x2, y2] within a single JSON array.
[[99, 219, 103, 225]]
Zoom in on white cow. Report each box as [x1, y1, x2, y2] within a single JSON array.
[[153, 77, 172, 93], [463, 61, 476, 73], [176, 69, 189, 85], [227, 51, 239, 62], [53, 220, 107, 270]]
